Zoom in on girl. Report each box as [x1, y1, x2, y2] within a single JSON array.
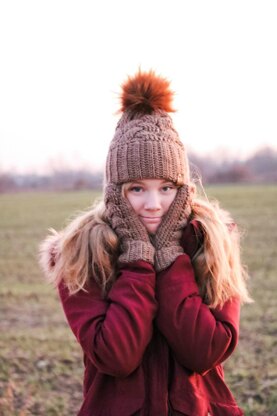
[[39, 70, 252, 416]]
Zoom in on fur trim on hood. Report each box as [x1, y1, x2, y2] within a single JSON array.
[[39, 228, 62, 284]]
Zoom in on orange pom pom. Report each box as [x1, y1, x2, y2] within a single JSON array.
[[120, 69, 175, 115]]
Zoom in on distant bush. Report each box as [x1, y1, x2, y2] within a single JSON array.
[[1, 146, 277, 192]]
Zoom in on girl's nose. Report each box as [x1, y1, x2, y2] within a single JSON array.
[[144, 192, 161, 210]]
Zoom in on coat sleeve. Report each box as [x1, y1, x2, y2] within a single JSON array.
[[58, 260, 157, 378], [155, 254, 240, 375]]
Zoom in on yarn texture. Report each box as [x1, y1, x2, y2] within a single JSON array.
[[105, 70, 189, 186]]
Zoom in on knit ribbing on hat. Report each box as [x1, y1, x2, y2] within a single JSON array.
[[105, 110, 189, 185]]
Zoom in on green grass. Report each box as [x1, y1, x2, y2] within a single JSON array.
[[0, 186, 276, 415]]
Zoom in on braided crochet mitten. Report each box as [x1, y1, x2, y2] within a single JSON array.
[[153, 185, 191, 271], [105, 184, 155, 265]]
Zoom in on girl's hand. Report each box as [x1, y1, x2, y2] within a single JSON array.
[[153, 185, 191, 271], [104, 183, 155, 265]]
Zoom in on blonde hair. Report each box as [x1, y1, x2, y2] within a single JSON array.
[[46, 201, 119, 296], [45, 185, 252, 308], [191, 196, 252, 308]]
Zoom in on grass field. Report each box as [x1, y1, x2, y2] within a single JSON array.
[[0, 186, 276, 415]]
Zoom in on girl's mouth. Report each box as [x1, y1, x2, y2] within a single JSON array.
[[140, 216, 162, 223]]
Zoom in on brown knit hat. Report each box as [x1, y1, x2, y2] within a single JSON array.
[[105, 69, 189, 186]]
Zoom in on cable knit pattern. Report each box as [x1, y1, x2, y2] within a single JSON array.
[[105, 184, 155, 264], [105, 110, 188, 186], [153, 185, 192, 271]]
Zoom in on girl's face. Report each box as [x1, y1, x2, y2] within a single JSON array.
[[125, 178, 178, 234]]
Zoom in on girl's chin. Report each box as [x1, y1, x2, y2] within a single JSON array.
[[139, 218, 161, 234], [145, 224, 160, 234]]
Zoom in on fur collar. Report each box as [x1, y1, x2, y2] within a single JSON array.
[[39, 229, 62, 282]]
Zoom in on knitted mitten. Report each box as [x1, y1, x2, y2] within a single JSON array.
[[105, 184, 155, 265], [153, 185, 191, 271]]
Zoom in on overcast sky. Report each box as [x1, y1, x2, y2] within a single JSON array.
[[0, 0, 277, 174]]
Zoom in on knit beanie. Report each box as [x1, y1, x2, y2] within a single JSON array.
[[105, 69, 189, 186]]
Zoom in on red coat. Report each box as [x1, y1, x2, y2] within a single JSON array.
[[58, 245, 243, 416]]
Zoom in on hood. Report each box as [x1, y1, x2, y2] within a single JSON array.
[[38, 228, 62, 283]]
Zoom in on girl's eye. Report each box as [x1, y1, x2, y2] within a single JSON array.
[[161, 185, 175, 192], [129, 186, 143, 193]]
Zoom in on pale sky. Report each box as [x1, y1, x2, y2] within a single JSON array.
[[0, 1, 277, 174]]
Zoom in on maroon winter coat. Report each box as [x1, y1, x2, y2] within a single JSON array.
[[58, 235, 243, 416]]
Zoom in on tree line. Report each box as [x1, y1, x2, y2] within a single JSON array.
[[0, 146, 276, 193]]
